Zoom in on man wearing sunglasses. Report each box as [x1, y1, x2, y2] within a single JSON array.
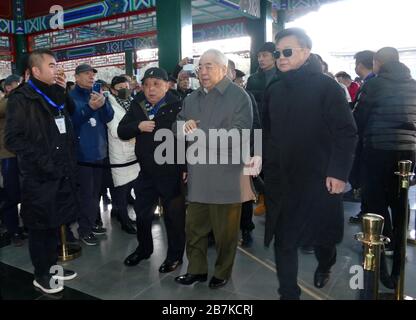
[[262, 28, 357, 300]]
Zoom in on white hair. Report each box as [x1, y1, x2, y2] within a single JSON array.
[[201, 49, 228, 67]]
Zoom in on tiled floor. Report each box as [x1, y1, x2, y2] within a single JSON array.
[[1, 188, 416, 300]]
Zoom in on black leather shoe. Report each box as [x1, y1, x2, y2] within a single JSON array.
[[175, 273, 207, 285], [124, 250, 151, 266], [300, 245, 314, 254], [380, 272, 395, 289], [349, 213, 363, 224], [121, 222, 137, 235], [159, 259, 183, 273], [241, 230, 253, 247], [314, 270, 330, 288], [209, 276, 228, 289]]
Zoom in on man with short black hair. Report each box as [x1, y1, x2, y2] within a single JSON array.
[[246, 42, 278, 216], [354, 50, 375, 83], [5, 49, 79, 294], [355, 47, 416, 289], [264, 28, 357, 299]]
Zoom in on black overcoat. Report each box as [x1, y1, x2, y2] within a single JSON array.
[[5, 81, 79, 229], [263, 55, 358, 247]]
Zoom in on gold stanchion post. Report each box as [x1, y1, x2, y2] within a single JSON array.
[[394, 160, 414, 300], [58, 225, 82, 262], [355, 214, 389, 300]]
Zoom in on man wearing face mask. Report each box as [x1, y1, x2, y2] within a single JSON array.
[[106, 76, 139, 234]]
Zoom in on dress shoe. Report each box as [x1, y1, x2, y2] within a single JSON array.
[[241, 230, 253, 247], [300, 245, 314, 254], [314, 270, 330, 288], [254, 194, 266, 216], [175, 273, 207, 285], [159, 259, 182, 273], [209, 276, 228, 289], [380, 271, 395, 289], [124, 250, 151, 266], [121, 222, 137, 235], [349, 213, 363, 224]]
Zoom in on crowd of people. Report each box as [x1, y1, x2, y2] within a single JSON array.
[[0, 27, 415, 300]]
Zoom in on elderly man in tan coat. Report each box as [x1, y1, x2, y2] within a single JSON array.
[[174, 49, 255, 289]]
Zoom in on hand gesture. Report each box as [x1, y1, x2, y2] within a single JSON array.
[[89, 92, 105, 110], [139, 121, 156, 133]]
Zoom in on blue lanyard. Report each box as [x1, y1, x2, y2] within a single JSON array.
[[28, 79, 64, 111], [147, 97, 166, 117]]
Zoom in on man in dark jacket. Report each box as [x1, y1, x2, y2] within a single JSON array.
[[348, 50, 376, 224], [0, 75, 23, 246], [69, 64, 114, 246], [263, 28, 357, 299], [355, 47, 416, 288], [5, 49, 79, 294], [246, 42, 278, 216], [246, 42, 278, 124], [118, 67, 186, 273]]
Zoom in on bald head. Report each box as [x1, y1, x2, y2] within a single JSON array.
[[373, 47, 400, 74]]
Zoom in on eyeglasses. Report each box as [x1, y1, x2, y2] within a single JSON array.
[[273, 48, 302, 59]]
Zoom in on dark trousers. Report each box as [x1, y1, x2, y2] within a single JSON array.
[[134, 173, 185, 261], [274, 243, 336, 299], [240, 200, 255, 231], [77, 162, 103, 237], [113, 180, 135, 225], [362, 148, 416, 276], [28, 228, 59, 279], [1, 158, 21, 234]]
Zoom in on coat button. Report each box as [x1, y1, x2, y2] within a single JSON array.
[[56, 147, 60, 150]]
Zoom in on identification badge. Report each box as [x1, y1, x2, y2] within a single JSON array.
[[55, 116, 66, 134]]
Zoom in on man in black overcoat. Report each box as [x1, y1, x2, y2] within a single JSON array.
[[263, 28, 357, 300], [5, 49, 79, 294]]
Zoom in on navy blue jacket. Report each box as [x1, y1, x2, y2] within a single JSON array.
[[69, 85, 114, 162]]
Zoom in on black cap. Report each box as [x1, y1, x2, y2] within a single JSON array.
[[75, 64, 97, 75], [4, 74, 21, 86], [141, 67, 169, 82], [168, 74, 177, 83], [111, 76, 129, 88], [235, 69, 245, 78], [258, 42, 276, 54]]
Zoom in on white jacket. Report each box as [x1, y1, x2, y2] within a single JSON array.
[[107, 94, 140, 187]]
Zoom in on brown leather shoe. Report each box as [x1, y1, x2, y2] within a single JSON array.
[[254, 194, 266, 216]]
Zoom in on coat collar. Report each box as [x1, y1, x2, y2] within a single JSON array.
[[197, 76, 231, 96]]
